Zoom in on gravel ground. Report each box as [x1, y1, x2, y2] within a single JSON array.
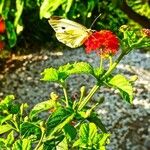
[[0, 46, 150, 150]]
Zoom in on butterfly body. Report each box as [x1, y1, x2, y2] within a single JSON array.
[[48, 16, 92, 48]]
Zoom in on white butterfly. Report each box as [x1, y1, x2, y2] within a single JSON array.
[[48, 16, 92, 48]]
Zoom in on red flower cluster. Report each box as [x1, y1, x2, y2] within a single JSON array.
[[84, 30, 119, 57]]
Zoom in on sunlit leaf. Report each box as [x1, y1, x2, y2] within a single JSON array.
[[6, 21, 17, 47], [0, 124, 13, 134], [40, 0, 66, 19], [108, 74, 133, 103], [46, 107, 74, 136], [20, 122, 41, 140], [63, 124, 77, 141], [29, 99, 56, 120]]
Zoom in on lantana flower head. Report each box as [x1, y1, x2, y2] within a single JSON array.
[[84, 30, 119, 57]]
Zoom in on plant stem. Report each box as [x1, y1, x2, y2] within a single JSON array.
[[108, 56, 112, 69], [35, 127, 45, 150], [63, 86, 69, 107], [78, 84, 100, 111], [101, 52, 125, 80], [100, 56, 103, 71], [77, 53, 125, 111]]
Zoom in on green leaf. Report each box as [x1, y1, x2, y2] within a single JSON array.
[[108, 74, 133, 103], [72, 139, 81, 148], [0, 0, 5, 14], [73, 123, 98, 148], [0, 138, 6, 149], [8, 103, 20, 114], [29, 99, 56, 120], [87, 115, 107, 133], [41, 68, 59, 82], [14, 0, 24, 27], [0, 124, 13, 134], [41, 62, 94, 83], [38, 135, 64, 150], [0, 114, 12, 125], [6, 21, 17, 47], [46, 107, 74, 136], [58, 63, 74, 80], [5, 131, 14, 146], [99, 133, 110, 147], [93, 67, 104, 79], [20, 103, 28, 117], [73, 122, 110, 149], [40, 0, 66, 19], [20, 122, 41, 140], [56, 137, 68, 150], [44, 114, 75, 143], [0, 95, 15, 110], [65, 0, 73, 13], [14, 0, 24, 34], [0, 0, 11, 19], [22, 139, 32, 150], [12, 139, 31, 150], [63, 124, 77, 141], [12, 139, 22, 150], [79, 123, 97, 144], [67, 62, 93, 75]]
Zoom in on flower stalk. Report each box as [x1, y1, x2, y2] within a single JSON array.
[[101, 52, 125, 80], [78, 84, 100, 111], [77, 52, 125, 111]]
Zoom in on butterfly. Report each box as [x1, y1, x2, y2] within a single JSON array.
[[48, 16, 93, 48]]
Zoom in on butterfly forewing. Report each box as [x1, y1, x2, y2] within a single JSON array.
[[48, 17, 92, 48]]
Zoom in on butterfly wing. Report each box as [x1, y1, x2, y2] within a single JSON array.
[[48, 16, 92, 48]]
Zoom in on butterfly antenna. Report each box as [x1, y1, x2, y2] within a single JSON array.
[[90, 14, 102, 29]]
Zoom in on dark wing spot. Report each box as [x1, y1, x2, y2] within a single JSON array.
[[61, 27, 66, 30]]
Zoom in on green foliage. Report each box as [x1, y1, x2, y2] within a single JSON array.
[[29, 97, 57, 120], [20, 122, 42, 139], [46, 107, 74, 135], [6, 21, 17, 47], [12, 139, 31, 150], [0, 0, 24, 48], [41, 56, 136, 104], [73, 123, 110, 150], [108, 74, 133, 103], [63, 124, 77, 141], [41, 62, 94, 83], [120, 26, 150, 53], [40, 0, 67, 19], [128, 0, 150, 19], [0, 93, 108, 149], [40, 0, 128, 32]]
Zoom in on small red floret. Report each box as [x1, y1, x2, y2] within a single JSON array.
[[84, 30, 119, 57]]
